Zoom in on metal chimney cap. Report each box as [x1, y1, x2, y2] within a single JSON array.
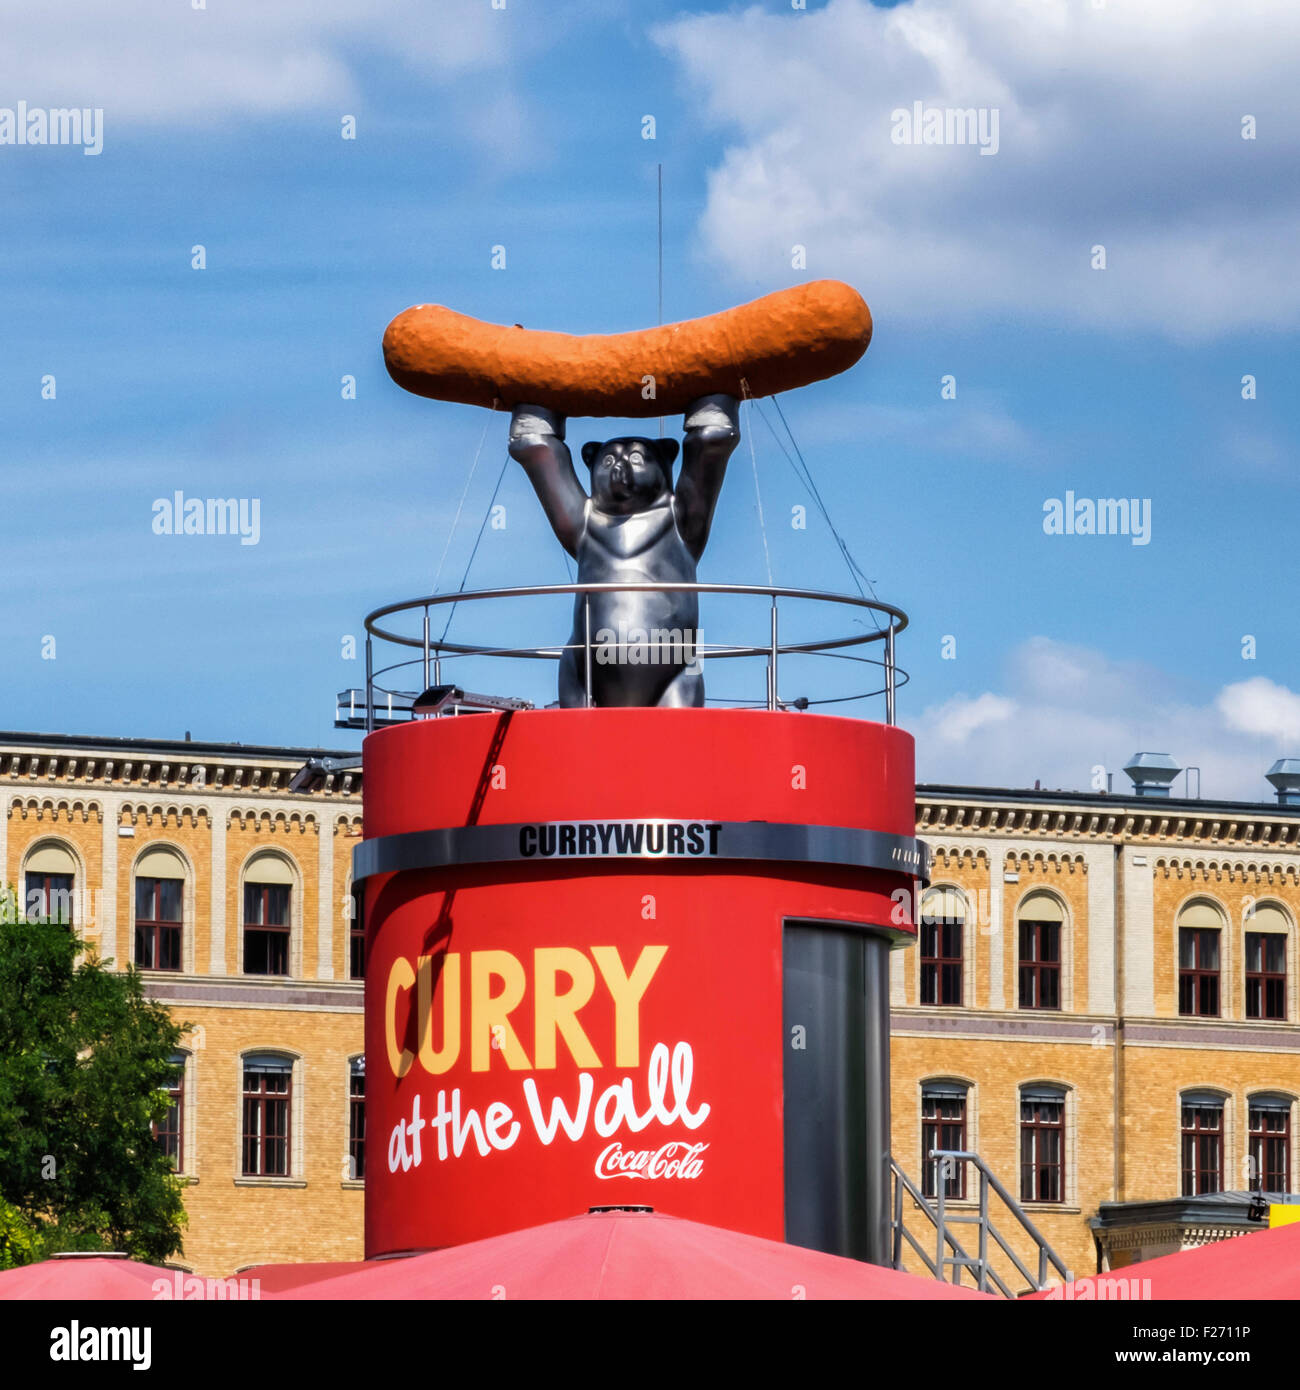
[[1266, 758, 1300, 786], [1124, 752, 1181, 797], [1124, 751, 1180, 773]]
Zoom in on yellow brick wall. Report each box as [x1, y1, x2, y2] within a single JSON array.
[[1121, 1045, 1300, 1201], [891, 1035, 1114, 1283], [1151, 868, 1300, 1020], [175, 1005, 364, 1276]]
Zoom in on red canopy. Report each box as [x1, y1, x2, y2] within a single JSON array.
[[280, 1209, 994, 1301], [233, 1260, 369, 1293], [0, 1255, 171, 1301], [1028, 1221, 1300, 1301]]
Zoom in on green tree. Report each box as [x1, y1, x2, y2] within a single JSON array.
[[0, 886, 189, 1263]]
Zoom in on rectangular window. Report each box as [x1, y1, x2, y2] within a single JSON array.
[[1020, 1097, 1065, 1202], [153, 1063, 184, 1170], [1249, 1104, 1291, 1192], [25, 871, 74, 927], [1245, 932, 1287, 1021], [1178, 928, 1220, 1017], [349, 887, 365, 981], [135, 877, 183, 972], [921, 1093, 967, 1199], [349, 1063, 365, 1180], [242, 1064, 291, 1177], [920, 919, 963, 1006], [1181, 1103, 1224, 1195], [1018, 921, 1061, 1010], [243, 883, 291, 976]]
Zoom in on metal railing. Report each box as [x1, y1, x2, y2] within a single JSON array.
[[344, 582, 909, 732], [891, 1151, 1072, 1297]]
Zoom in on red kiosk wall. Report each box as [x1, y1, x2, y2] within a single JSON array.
[[361, 709, 919, 1256]]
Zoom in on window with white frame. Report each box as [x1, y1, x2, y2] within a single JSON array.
[[919, 888, 964, 1007], [24, 842, 77, 926], [242, 1053, 294, 1176], [1181, 1090, 1226, 1195], [921, 1079, 969, 1198], [1020, 1084, 1067, 1203], [1248, 1094, 1292, 1193], [135, 846, 186, 972], [243, 854, 294, 977], [1244, 904, 1289, 1022], [1017, 894, 1064, 1011]]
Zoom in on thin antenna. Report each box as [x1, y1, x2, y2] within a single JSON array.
[[657, 163, 663, 327], [657, 163, 664, 435]]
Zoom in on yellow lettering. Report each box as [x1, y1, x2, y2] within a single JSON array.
[[470, 949, 532, 1071], [533, 947, 601, 1069], [591, 945, 667, 1068], [385, 957, 416, 1077], [417, 951, 461, 1074]]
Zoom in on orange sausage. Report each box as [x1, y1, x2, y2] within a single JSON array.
[[382, 279, 872, 418]]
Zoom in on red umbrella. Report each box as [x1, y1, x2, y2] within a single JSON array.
[[1028, 1220, 1300, 1301], [233, 1260, 369, 1293], [280, 1209, 994, 1301], [0, 1254, 171, 1301]]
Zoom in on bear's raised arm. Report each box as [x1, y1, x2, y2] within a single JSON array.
[[508, 404, 588, 558], [674, 394, 741, 561]]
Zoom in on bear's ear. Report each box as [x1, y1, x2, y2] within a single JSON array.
[[657, 438, 680, 470], [581, 441, 602, 469]]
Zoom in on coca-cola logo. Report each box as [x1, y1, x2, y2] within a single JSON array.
[[595, 1140, 708, 1181]]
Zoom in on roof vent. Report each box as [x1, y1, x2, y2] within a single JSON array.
[[1124, 752, 1180, 798], [1266, 758, 1300, 807]]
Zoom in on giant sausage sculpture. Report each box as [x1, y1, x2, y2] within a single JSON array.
[[382, 279, 871, 418]]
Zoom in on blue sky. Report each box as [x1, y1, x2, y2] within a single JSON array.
[[2, 0, 1298, 798]]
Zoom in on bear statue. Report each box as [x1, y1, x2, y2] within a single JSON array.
[[507, 394, 741, 707]]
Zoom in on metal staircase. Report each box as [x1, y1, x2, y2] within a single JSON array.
[[891, 1150, 1073, 1297]]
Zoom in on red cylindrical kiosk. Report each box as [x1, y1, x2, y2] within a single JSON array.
[[360, 708, 925, 1261]]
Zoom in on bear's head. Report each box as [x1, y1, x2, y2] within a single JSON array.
[[581, 436, 679, 515]]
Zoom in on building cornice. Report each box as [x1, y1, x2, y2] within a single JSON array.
[[0, 740, 361, 804], [917, 791, 1300, 857]]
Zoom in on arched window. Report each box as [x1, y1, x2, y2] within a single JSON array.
[[242, 1053, 294, 1177], [348, 880, 365, 981], [348, 1056, 365, 1181], [1245, 904, 1289, 1021], [1248, 1093, 1293, 1193], [1017, 893, 1064, 1011], [1178, 901, 1225, 1017], [1020, 1084, 1067, 1203], [135, 846, 186, 972], [24, 842, 77, 926], [920, 888, 964, 1007], [1180, 1089, 1226, 1195], [243, 854, 294, 977], [921, 1079, 969, 1198], [153, 1050, 188, 1171]]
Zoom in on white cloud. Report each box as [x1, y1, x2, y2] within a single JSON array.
[[913, 637, 1298, 800], [1217, 676, 1300, 744], [656, 0, 1300, 337], [1, 1, 523, 124], [929, 691, 1016, 743]]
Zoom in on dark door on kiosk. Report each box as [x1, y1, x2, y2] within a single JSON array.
[[782, 920, 892, 1264]]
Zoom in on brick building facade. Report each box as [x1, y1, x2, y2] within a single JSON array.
[[4, 731, 1298, 1281]]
